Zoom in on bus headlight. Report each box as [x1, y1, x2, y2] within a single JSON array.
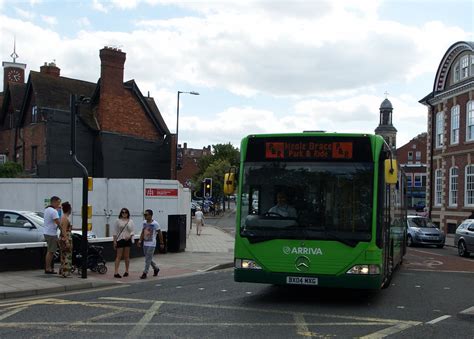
[[346, 264, 380, 275], [235, 259, 262, 270]]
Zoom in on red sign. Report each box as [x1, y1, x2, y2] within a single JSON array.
[[145, 188, 178, 197]]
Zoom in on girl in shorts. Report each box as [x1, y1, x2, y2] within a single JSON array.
[[113, 207, 135, 278]]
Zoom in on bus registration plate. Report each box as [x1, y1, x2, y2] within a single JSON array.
[[286, 276, 318, 285]]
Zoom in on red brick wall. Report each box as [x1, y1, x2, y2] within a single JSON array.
[[98, 47, 160, 141], [98, 91, 160, 141]]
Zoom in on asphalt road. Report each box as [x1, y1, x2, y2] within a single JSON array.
[[0, 246, 472, 338]]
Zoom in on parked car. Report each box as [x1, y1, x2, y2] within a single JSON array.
[[0, 210, 46, 243], [407, 215, 445, 248], [454, 219, 474, 257]]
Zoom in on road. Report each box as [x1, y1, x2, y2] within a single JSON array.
[[0, 245, 472, 338]]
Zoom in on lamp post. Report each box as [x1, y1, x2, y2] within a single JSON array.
[[176, 90, 199, 179]]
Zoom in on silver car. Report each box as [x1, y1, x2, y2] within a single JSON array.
[[0, 210, 46, 244], [407, 215, 445, 248], [454, 219, 474, 257]]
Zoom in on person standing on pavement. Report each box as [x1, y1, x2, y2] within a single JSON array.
[[43, 196, 61, 274], [195, 207, 204, 236], [58, 202, 73, 278], [113, 207, 135, 278], [137, 209, 164, 279]]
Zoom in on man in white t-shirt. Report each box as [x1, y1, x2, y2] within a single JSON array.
[[137, 209, 164, 279], [43, 196, 61, 274]]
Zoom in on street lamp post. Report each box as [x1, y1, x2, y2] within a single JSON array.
[[176, 90, 199, 179]]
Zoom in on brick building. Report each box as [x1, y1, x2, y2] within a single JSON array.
[[397, 133, 428, 208], [177, 142, 211, 187], [0, 47, 174, 178], [420, 41, 474, 233]]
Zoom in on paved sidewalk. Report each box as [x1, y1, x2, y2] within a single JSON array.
[[0, 224, 234, 300]]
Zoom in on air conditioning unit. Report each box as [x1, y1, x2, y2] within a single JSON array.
[[0, 154, 7, 165]]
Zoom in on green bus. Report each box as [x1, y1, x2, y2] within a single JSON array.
[[231, 133, 407, 289]]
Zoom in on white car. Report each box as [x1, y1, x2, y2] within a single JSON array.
[[0, 210, 96, 244], [0, 210, 46, 243]]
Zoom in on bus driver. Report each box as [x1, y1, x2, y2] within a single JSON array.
[[268, 192, 297, 218]]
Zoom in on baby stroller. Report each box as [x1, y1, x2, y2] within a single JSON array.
[[71, 233, 108, 274]]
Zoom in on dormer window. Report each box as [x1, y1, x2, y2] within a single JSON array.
[[32, 106, 38, 123], [454, 62, 460, 82], [461, 55, 469, 79]]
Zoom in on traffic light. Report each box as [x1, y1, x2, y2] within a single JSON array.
[[204, 178, 212, 198]]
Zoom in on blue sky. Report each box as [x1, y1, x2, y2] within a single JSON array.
[[0, 0, 473, 149]]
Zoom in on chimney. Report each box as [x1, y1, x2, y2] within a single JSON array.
[[99, 46, 126, 94], [40, 62, 60, 77], [184, 142, 187, 149]]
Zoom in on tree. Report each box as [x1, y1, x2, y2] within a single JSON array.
[[0, 162, 23, 178], [193, 143, 240, 199]]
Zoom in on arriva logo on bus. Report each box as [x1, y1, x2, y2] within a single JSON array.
[[283, 246, 323, 255]]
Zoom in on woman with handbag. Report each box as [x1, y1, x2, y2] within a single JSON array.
[[59, 201, 73, 278], [113, 207, 135, 278]]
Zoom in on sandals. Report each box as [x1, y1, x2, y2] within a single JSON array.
[[114, 273, 122, 278], [123, 272, 129, 277]]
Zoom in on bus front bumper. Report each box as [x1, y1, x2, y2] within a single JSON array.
[[234, 269, 383, 290]]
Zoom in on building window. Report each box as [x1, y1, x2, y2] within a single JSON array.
[[453, 62, 460, 82], [32, 106, 38, 123], [415, 151, 421, 161], [31, 146, 37, 170], [451, 105, 460, 144], [467, 101, 474, 141], [436, 112, 443, 148], [449, 167, 458, 206], [407, 151, 413, 161], [471, 55, 474, 76], [461, 55, 469, 79], [414, 174, 422, 187], [465, 165, 474, 206], [435, 169, 442, 206], [406, 175, 412, 188]]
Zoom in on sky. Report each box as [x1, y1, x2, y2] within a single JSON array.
[[0, 0, 473, 150]]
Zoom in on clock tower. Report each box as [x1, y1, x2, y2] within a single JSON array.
[[2, 40, 26, 91]]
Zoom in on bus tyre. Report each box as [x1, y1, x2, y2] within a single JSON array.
[[458, 240, 470, 257]]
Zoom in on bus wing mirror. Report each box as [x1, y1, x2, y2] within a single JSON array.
[[223, 172, 236, 195], [384, 159, 398, 184]]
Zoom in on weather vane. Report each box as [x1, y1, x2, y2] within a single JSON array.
[[10, 36, 19, 63]]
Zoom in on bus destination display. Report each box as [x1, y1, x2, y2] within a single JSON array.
[[265, 141, 353, 160]]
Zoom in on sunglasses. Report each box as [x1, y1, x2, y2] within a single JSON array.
[[143, 213, 149, 217], [121, 211, 127, 214]]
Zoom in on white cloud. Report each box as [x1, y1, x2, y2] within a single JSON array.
[[92, 0, 108, 13], [14, 7, 35, 20], [77, 17, 91, 29], [40, 14, 57, 26]]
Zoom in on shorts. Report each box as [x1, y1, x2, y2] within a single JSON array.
[[116, 239, 132, 248], [44, 235, 58, 252]]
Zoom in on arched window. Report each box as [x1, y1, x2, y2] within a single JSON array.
[[465, 165, 474, 206], [467, 101, 474, 141], [449, 167, 458, 206], [435, 169, 442, 206]]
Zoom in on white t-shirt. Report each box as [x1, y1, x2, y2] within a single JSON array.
[[195, 210, 204, 221], [43, 206, 59, 236], [142, 220, 162, 247]]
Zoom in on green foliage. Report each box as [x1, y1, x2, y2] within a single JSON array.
[[0, 161, 23, 178], [193, 143, 240, 199]]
